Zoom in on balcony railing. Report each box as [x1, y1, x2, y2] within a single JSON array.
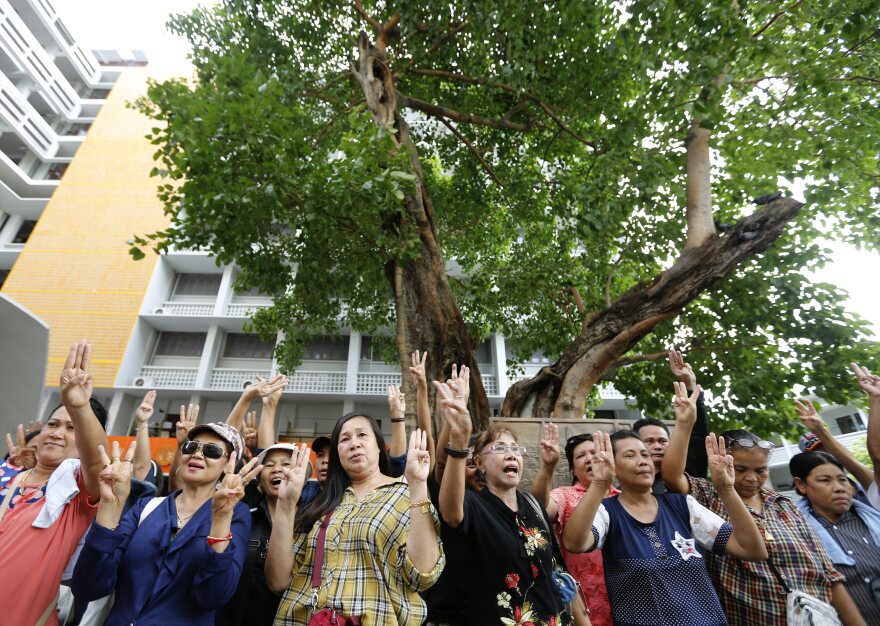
[[136, 366, 198, 388], [210, 368, 271, 390], [287, 371, 347, 394], [153, 302, 215, 316], [768, 430, 867, 466], [225, 302, 271, 317]]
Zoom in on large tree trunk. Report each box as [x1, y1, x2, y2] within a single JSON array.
[[502, 195, 803, 418], [353, 29, 490, 431]]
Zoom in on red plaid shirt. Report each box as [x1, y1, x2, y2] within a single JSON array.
[[688, 476, 843, 626]]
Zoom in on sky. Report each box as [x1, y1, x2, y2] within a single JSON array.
[[57, 0, 880, 339]]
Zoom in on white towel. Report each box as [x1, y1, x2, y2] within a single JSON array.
[[33, 458, 81, 529]]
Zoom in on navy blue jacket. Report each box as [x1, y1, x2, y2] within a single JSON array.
[[71, 491, 251, 626]]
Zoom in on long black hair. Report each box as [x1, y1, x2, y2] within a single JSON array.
[[789, 451, 846, 496], [294, 412, 391, 533]]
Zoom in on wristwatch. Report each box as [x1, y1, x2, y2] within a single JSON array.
[[444, 443, 469, 459]]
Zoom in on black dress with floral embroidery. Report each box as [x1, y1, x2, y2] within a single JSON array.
[[450, 488, 572, 626]]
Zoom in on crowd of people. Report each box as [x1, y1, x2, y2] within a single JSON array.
[[1, 340, 880, 626]]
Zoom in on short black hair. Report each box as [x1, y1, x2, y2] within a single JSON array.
[[632, 417, 669, 436], [47, 397, 109, 431], [609, 429, 642, 455], [564, 433, 593, 473]]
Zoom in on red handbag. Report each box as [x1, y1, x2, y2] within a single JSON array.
[[306, 511, 362, 626]]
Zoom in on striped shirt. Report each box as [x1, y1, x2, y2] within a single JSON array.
[[688, 476, 843, 626], [814, 508, 880, 624], [273, 478, 444, 626]]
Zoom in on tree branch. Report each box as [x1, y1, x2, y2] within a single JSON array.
[[534, 99, 598, 150], [438, 118, 503, 186], [751, 0, 804, 38], [352, 1, 399, 50], [399, 93, 529, 131]]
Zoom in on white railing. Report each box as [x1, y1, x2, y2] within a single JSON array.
[[28, 0, 101, 85], [154, 301, 215, 316], [287, 371, 347, 394], [225, 302, 271, 317], [0, 71, 57, 157], [0, 0, 79, 117], [210, 368, 271, 390], [769, 430, 867, 467], [356, 372, 401, 394], [483, 375, 498, 395], [137, 366, 198, 389]]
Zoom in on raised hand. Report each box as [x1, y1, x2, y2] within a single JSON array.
[[433, 380, 471, 435], [405, 429, 431, 484], [277, 444, 312, 507], [135, 390, 156, 426], [175, 403, 199, 446], [25, 419, 42, 434], [387, 384, 406, 418], [539, 422, 560, 468], [668, 348, 697, 389], [706, 434, 735, 490], [60, 340, 93, 409], [410, 350, 428, 387], [672, 382, 701, 424], [794, 399, 824, 432], [245, 375, 289, 402], [262, 375, 286, 409], [589, 431, 615, 486], [213, 452, 261, 518], [851, 363, 880, 398], [6, 424, 36, 469], [446, 363, 470, 404], [243, 411, 258, 450], [97, 440, 137, 506]]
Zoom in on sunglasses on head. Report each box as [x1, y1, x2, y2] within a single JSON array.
[[727, 438, 773, 451], [181, 440, 229, 459]]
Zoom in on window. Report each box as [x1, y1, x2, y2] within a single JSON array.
[[172, 273, 222, 298], [505, 345, 551, 365], [12, 220, 36, 244], [304, 336, 349, 361], [154, 332, 206, 357], [475, 340, 493, 364], [223, 333, 275, 359], [836, 414, 865, 435], [0, 269, 9, 288]]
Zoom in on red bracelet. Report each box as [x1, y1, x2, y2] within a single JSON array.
[[207, 533, 232, 546]]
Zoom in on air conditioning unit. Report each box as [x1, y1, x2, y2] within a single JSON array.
[[133, 376, 154, 387], [153, 307, 165, 314]]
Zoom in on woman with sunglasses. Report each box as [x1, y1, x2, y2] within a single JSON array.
[[71, 423, 260, 625], [436, 382, 573, 626], [663, 383, 866, 625], [266, 414, 443, 625]]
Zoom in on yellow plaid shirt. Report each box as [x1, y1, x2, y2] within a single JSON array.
[[274, 478, 444, 625]]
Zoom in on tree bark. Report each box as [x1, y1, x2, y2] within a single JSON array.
[[353, 29, 490, 432], [685, 117, 717, 248], [502, 196, 803, 418]]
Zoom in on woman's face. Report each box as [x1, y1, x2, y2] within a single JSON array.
[[180, 431, 229, 486], [612, 437, 654, 489], [572, 439, 595, 487], [476, 432, 523, 491], [34, 407, 78, 467], [337, 416, 381, 481], [795, 463, 853, 521], [259, 450, 293, 499], [730, 448, 770, 499], [465, 448, 486, 491]]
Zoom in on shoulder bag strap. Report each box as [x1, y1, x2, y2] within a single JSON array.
[[0, 471, 25, 527], [309, 510, 334, 610], [765, 546, 793, 595]]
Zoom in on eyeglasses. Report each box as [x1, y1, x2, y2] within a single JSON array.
[[484, 443, 527, 456], [181, 440, 229, 459], [727, 438, 773, 451]]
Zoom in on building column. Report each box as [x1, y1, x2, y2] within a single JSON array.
[[105, 390, 127, 435], [0, 214, 23, 245], [214, 265, 236, 316], [194, 325, 222, 389], [492, 334, 509, 396], [345, 332, 361, 394]]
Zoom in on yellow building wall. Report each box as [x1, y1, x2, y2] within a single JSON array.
[[2, 69, 170, 388]]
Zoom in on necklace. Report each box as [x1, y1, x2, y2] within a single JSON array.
[[18, 469, 49, 500]]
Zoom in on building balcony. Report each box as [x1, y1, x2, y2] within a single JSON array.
[[356, 372, 499, 395], [135, 365, 198, 389], [152, 301, 215, 317], [225, 302, 271, 317]]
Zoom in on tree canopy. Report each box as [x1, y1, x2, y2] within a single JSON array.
[[133, 0, 880, 437]]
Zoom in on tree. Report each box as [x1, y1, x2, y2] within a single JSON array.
[[133, 0, 880, 436]]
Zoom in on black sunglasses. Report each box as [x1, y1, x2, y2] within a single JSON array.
[[181, 440, 228, 459]]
